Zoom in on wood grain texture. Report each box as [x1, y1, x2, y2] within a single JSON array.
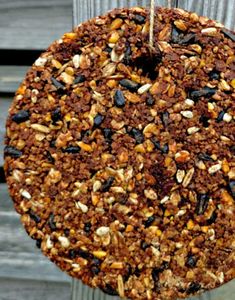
[[0, 66, 29, 93], [0, 0, 73, 50]]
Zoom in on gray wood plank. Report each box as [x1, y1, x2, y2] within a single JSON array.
[[0, 0, 73, 50], [0, 66, 29, 93], [0, 184, 11, 212], [0, 278, 70, 300]]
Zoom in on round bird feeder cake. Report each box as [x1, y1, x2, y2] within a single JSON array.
[[4, 6, 235, 300]]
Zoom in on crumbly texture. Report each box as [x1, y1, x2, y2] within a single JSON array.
[[4, 6, 235, 300]]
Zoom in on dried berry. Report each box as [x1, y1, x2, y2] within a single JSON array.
[[129, 128, 144, 144], [199, 115, 210, 127], [84, 222, 92, 233], [114, 90, 126, 107], [91, 266, 100, 275], [94, 114, 104, 127], [186, 256, 197, 268], [101, 177, 115, 192], [101, 284, 119, 296], [222, 28, 235, 42], [63, 146, 81, 154], [77, 249, 93, 259], [74, 74, 86, 84], [198, 153, 213, 161], [133, 14, 146, 24], [195, 194, 210, 215], [146, 95, 155, 106], [144, 215, 155, 227], [12, 110, 30, 124], [217, 111, 226, 122], [48, 213, 56, 230], [103, 128, 113, 143], [189, 87, 217, 101], [187, 282, 201, 294], [206, 210, 217, 225], [151, 139, 169, 154], [228, 181, 235, 197], [209, 70, 220, 80], [29, 210, 41, 223], [51, 107, 62, 124], [51, 77, 65, 90], [4, 146, 22, 158], [119, 79, 139, 92], [46, 151, 55, 164], [152, 267, 160, 282]]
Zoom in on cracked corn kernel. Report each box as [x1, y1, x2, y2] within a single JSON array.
[[187, 220, 195, 230], [93, 251, 107, 258], [77, 141, 93, 152], [108, 31, 120, 43], [110, 18, 123, 30]]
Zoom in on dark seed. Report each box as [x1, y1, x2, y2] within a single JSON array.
[[101, 284, 119, 296], [63, 146, 81, 154], [230, 145, 235, 154], [36, 239, 42, 249], [171, 26, 181, 43], [48, 213, 56, 230], [92, 258, 102, 266], [84, 222, 92, 233], [198, 153, 213, 161], [124, 263, 132, 281], [152, 267, 161, 282], [64, 229, 70, 236], [101, 177, 115, 192], [74, 74, 86, 84], [49, 140, 56, 148], [29, 210, 41, 223], [51, 107, 62, 124], [186, 256, 197, 268], [178, 33, 196, 45], [199, 115, 210, 127], [81, 130, 91, 140], [114, 90, 126, 107], [151, 139, 168, 154], [133, 14, 146, 24], [124, 43, 132, 65], [189, 87, 217, 101], [217, 111, 226, 122], [103, 128, 113, 143], [141, 241, 149, 250], [91, 266, 100, 275], [222, 28, 235, 42], [144, 215, 155, 227], [68, 250, 76, 259], [228, 181, 235, 197], [94, 114, 104, 127], [162, 144, 169, 154], [206, 210, 217, 225], [146, 95, 155, 106], [104, 46, 112, 53], [187, 282, 201, 294], [119, 79, 139, 92], [12, 110, 30, 124], [4, 146, 22, 158], [195, 194, 210, 215], [161, 111, 170, 127], [46, 151, 55, 164], [129, 128, 144, 144], [209, 70, 220, 80], [51, 77, 65, 90], [77, 249, 93, 259]]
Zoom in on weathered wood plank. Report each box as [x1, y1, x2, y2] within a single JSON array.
[[0, 184, 11, 212], [0, 66, 29, 93], [0, 0, 73, 50], [0, 278, 70, 300]]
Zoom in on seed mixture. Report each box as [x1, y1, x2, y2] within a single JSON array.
[[4, 6, 235, 300]]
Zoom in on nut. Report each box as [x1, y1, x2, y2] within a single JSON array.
[[144, 189, 157, 200], [31, 124, 50, 133], [201, 27, 217, 36]]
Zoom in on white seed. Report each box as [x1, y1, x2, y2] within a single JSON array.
[[223, 113, 232, 123], [106, 196, 115, 204], [102, 63, 116, 77], [76, 201, 88, 213], [96, 226, 110, 237], [176, 169, 185, 183], [72, 54, 80, 68], [217, 272, 224, 284], [175, 242, 183, 249], [160, 196, 169, 204], [220, 135, 231, 142], [182, 167, 195, 187], [13, 170, 22, 182], [46, 236, 53, 249], [111, 186, 126, 193], [185, 99, 194, 106], [93, 180, 102, 192], [60, 72, 74, 85], [208, 228, 215, 241], [20, 189, 31, 200], [137, 83, 152, 95], [176, 210, 186, 217], [201, 27, 217, 36], [208, 163, 221, 174], [196, 160, 206, 170], [35, 57, 47, 67], [31, 124, 50, 133], [58, 236, 70, 248], [187, 126, 200, 135], [111, 48, 124, 62], [180, 110, 194, 119], [144, 189, 158, 200]]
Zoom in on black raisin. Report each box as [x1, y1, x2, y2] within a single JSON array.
[[114, 90, 126, 107], [209, 70, 220, 80], [92, 258, 102, 266], [74, 75, 86, 84], [46, 151, 55, 164], [141, 241, 149, 250], [101, 284, 119, 296], [186, 256, 197, 268], [84, 222, 92, 233], [162, 144, 169, 154], [133, 14, 146, 24], [29, 210, 41, 223], [206, 210, 217, 225], [103, 128, 113, 143], [187, 282, 201, 294], [129, 128, 144, 144], [119, 79, 139, 92], [152, 267, 161, 282], [91, 266, 100, 275], [94, 114, 104, 127], [198, 153, 213, 161], [51, 107, 62, 124], [12, 110, 30, 124], [228, 181, 235, 197], [48, 213, 56, 230], [146, 95, 155, 106], [4, 146, 22, 158], [222, 28, 235, 42], [77, 249, 93, 259], [144, 215, 155, 227], [63, 146, 81, 154], [189, 87, 217, 101], [104, 46, 112, 53], [161, 111, 170, 127], [195, 194, 210, 215], [101, 177, 115, 192], [217, 111, 226, 122], [199, 115, 210, 127], [51, 77, 65, 90]]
